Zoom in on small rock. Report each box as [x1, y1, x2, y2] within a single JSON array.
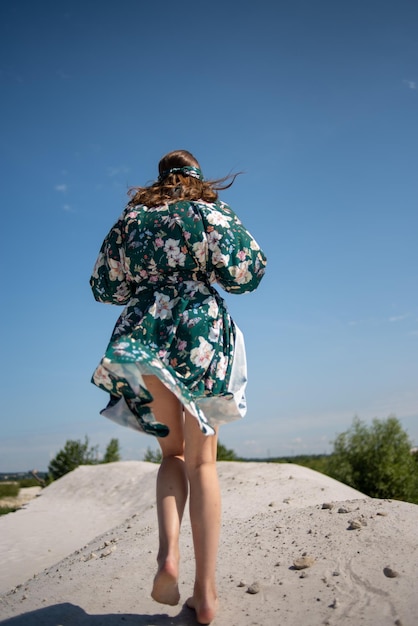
[[376, 511, 388, 516], [237, 581, 246, 587], [348, 518, 367, 530], [299, 571, 308, 578], [383, 567, 399, 578], [100, 545, 117, 558], [322, 502, 334, 510], [338, 506, 351, 514], [84, 552, 98, 561], [330, 598, 339, 609], [293, 555, 315, 570], [283, 498, 291, 504], [247, 582, 261, 594], [348, 519, 362, 530]]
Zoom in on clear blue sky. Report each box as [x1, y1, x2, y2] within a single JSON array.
[[1, 0, 417, 471]]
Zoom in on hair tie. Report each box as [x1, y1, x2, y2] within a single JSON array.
[[158, 165, 204, 182]]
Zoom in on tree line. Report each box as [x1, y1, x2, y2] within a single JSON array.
[[48, 437, 121, 480], [47, 416, 418, 504]]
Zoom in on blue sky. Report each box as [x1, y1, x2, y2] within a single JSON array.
[[1, 0, 417, 471]]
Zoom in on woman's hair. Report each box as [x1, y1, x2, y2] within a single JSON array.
[[128, 149, 240, 207]]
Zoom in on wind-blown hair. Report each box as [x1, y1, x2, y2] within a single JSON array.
[[128, 149, 240, 207]]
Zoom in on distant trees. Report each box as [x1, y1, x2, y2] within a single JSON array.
[[143, 440, 239, 463], [102, 438, 121, 463], [48, 437, 97, 480], [143, 446, 163, 463], [327, 416, 418, 504], [47, 418, 418, 504], [216, 441, 239, 461], [48, 437, 121, 481]]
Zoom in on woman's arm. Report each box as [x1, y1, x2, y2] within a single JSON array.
[[204, 202, 267, 294], [90, 213, 133, 305]]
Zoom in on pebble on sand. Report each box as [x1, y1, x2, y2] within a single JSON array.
[[383, 567, 399, 578], [293, 555, 315, 570], [246, 582, 261, 594]]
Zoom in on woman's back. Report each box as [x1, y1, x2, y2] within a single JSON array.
[[91, 199, 266, 306]]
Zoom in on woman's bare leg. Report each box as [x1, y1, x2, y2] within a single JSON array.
[[184, 411, 220, 624], [143, 376, 188, 606]]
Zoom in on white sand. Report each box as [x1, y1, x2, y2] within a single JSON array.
[[0, 461, 417, 625]]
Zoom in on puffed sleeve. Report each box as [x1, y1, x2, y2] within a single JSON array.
[[203, 202, 267, 294], [90, 212, 133, 305]]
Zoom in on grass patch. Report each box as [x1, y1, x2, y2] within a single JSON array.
[[0, 506, 19, 516], [0, 483, 19, 498], [18, 478, 41, 488]]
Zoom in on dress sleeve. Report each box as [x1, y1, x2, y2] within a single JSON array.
[[204, 202, 267, 294], [90, 212, 133, 305]]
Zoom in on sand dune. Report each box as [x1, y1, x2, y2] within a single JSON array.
[[0, 461, 417, 625]]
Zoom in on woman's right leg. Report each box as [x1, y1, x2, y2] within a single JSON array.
[[142, 375, 220, 621], [184, 411, 220, 625]]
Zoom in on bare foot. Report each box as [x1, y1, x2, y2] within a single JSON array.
[[186, 594, 218, 624], [151, 559, 180, 606]]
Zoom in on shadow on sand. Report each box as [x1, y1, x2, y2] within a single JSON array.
[[0, 602, 200, 626]]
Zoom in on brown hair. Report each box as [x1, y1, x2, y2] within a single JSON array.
[[128, 149, 240, 207]]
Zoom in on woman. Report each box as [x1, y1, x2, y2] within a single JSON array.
[[90, 149, 267, 624]]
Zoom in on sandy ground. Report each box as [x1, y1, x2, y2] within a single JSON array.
[[0, 461, 417, 625]]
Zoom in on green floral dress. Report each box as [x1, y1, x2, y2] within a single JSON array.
[[90, 199, 267, 437]]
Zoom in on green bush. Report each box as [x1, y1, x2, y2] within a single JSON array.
[[48, 437, 98, 480], [217, 441, 239, 461], [327, 416, 418, 503], [143, 446, 163, 463], [48, 437, 121, 481], [102, 438, 121, 463]]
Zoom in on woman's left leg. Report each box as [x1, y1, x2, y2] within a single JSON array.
[[143, 375, 188, 606]]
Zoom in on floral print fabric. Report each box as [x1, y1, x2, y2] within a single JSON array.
[[90, 199, 267, 437]]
